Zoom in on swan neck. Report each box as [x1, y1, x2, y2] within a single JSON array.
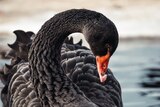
[[28, 10, 96, 106]]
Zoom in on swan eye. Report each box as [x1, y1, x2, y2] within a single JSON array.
[[105, 44, 111, 51], [105, 44, 109, 48]]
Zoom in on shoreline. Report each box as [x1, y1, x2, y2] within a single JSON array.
[[0, 0, 160, 36]]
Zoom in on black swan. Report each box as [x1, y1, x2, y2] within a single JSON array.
[[0, 9, 122, 107]]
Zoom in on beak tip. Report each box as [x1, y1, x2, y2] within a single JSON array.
[[100, 74, 107, 83]]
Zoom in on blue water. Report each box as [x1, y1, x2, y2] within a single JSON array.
[[0, 39, 160, 107], [110, 40, 160, 107]]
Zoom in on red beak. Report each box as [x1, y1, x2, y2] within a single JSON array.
[[96, 51, 110, 82]]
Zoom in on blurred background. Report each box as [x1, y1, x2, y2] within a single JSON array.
[[0, 0, 160, 107]]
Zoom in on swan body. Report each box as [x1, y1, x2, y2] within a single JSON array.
[[0, 9, 122, 107]]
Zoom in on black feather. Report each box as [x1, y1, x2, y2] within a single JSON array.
[[0, 9, 122, 107]]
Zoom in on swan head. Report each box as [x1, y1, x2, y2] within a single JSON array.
[[83, 18, 119, 82]]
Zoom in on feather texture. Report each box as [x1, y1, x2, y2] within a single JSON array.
[[0, 9, 122, 107]]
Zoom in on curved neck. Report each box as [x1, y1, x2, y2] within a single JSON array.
[[28, 9, 102, 106]]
